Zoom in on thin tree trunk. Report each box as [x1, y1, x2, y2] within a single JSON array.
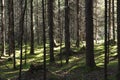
[[104, 0, 108, 79], [42, 0, 47, 79], [95, 1, 98, 44], [58, 0, 63, 66], [48, 0, 55, 63], [112, 0, 115, 41], [65, 0, 70, 64], [30, 0, 34, 55], [36, 0, 40, 44], [8, 0, 16, 69], [76, 0, 80, 47], [0, 0, 6, 56], [117, 0, 120, 79], [19, 0, 27, 79], [24, 0, 28, 65]]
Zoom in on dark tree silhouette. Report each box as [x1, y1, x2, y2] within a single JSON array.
[[104, 0, 108, 79], [19, 0, 27, 79], [112, 0, 115, 41], [42, 0, 47, 79], [48, 0, 55, 63], [85, 0, 96, 68], [24, 0, 28, 65], [30, 0, 34, 55], [58, 0, 63, 66], [117, 0, 120, 79], [76, 0, 80, 48], [8, 0, 16, 69], [0, 0, 5, 57], [64, 0, 70, 64]]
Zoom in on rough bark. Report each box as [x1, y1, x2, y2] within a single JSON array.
[[85, 0, 96, 68], [65, 0, 70, 64]]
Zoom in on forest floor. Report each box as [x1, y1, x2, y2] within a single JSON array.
[[0, 43, 118, 80]]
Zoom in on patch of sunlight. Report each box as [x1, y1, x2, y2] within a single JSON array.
[[54, 47, 60, 51], [96, 62, 104, 66], [110, 52, 117, 56], [5, 70, 19, 74], [95, 53, 104, 64], [112, 45, 117, 48], [22, 68, 28, 72], [35, 48, 43, 53], [35, 53, 43, 58], [95, 40, 104, 44], [96, 53, 104, 59], [95, 45, 104, 50], [27, 58, 36, 63], [16, 59, 20, 65], [69, 57, 79, 62], [15, 50, 20, 57]]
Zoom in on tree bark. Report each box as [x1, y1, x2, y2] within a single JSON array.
[[0, 0, 6, 56], [85, 0, 96, 68], [8, 0, 16, 69], [104, 0, 108, 79], [19, 0, 27, 79], [112, 0, 115, 41], [30, 0, 34, 55], [48, 0, 55, 62], [117, 0, 120, 79], [65, 0, 70, 64], [42, 0, 47, 79], [76, 0, 80, 47]]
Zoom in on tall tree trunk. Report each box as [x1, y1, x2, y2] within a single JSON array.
[[94, 1, 98, 44], [42, 0, 47, 79], [85, 0, 95, 68], [0, 0, 6, 56], [58, 0, 63, 66], [36, 0, 40, 44], [108, 0, 112, 40], [48, 0, 55, 63], [24, 0, 28, 65], [107, 0, 112, 64], [0, 0, 5, 55], [117, 0, 120, 79], [112, 0, 115, 41], [8, 0, 16, 69], [104, 0, 108, 79], [65, 0, 70, 64], [19, 0, 27, 79], [30, 0, 34, 55], [76, 0, 80, 47]]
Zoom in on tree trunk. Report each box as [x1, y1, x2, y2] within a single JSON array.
[[24, 0, 28, 65], [112, 0, 115, 41], [104, 0, 108, 79], [117, 0, 120, 79], [8, 0, 16, 69], [19, 0, 27, 79], [48, 0, 55, 63], [30, 0, 34, 55], [76, 0, 80, 47], [85, 0, 96, 68], [58, 0, 63, 66], [42, 0, 47, 79], [94, 1, 98, 44], [65, 0, 70, 64], [36, 0, 40, 44], [0, 0, 6, 56]]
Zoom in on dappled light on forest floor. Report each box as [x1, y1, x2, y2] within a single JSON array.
[[0, 43, 118, 80]]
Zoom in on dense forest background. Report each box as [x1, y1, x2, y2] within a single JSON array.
[[0, 0, 120, 80]]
